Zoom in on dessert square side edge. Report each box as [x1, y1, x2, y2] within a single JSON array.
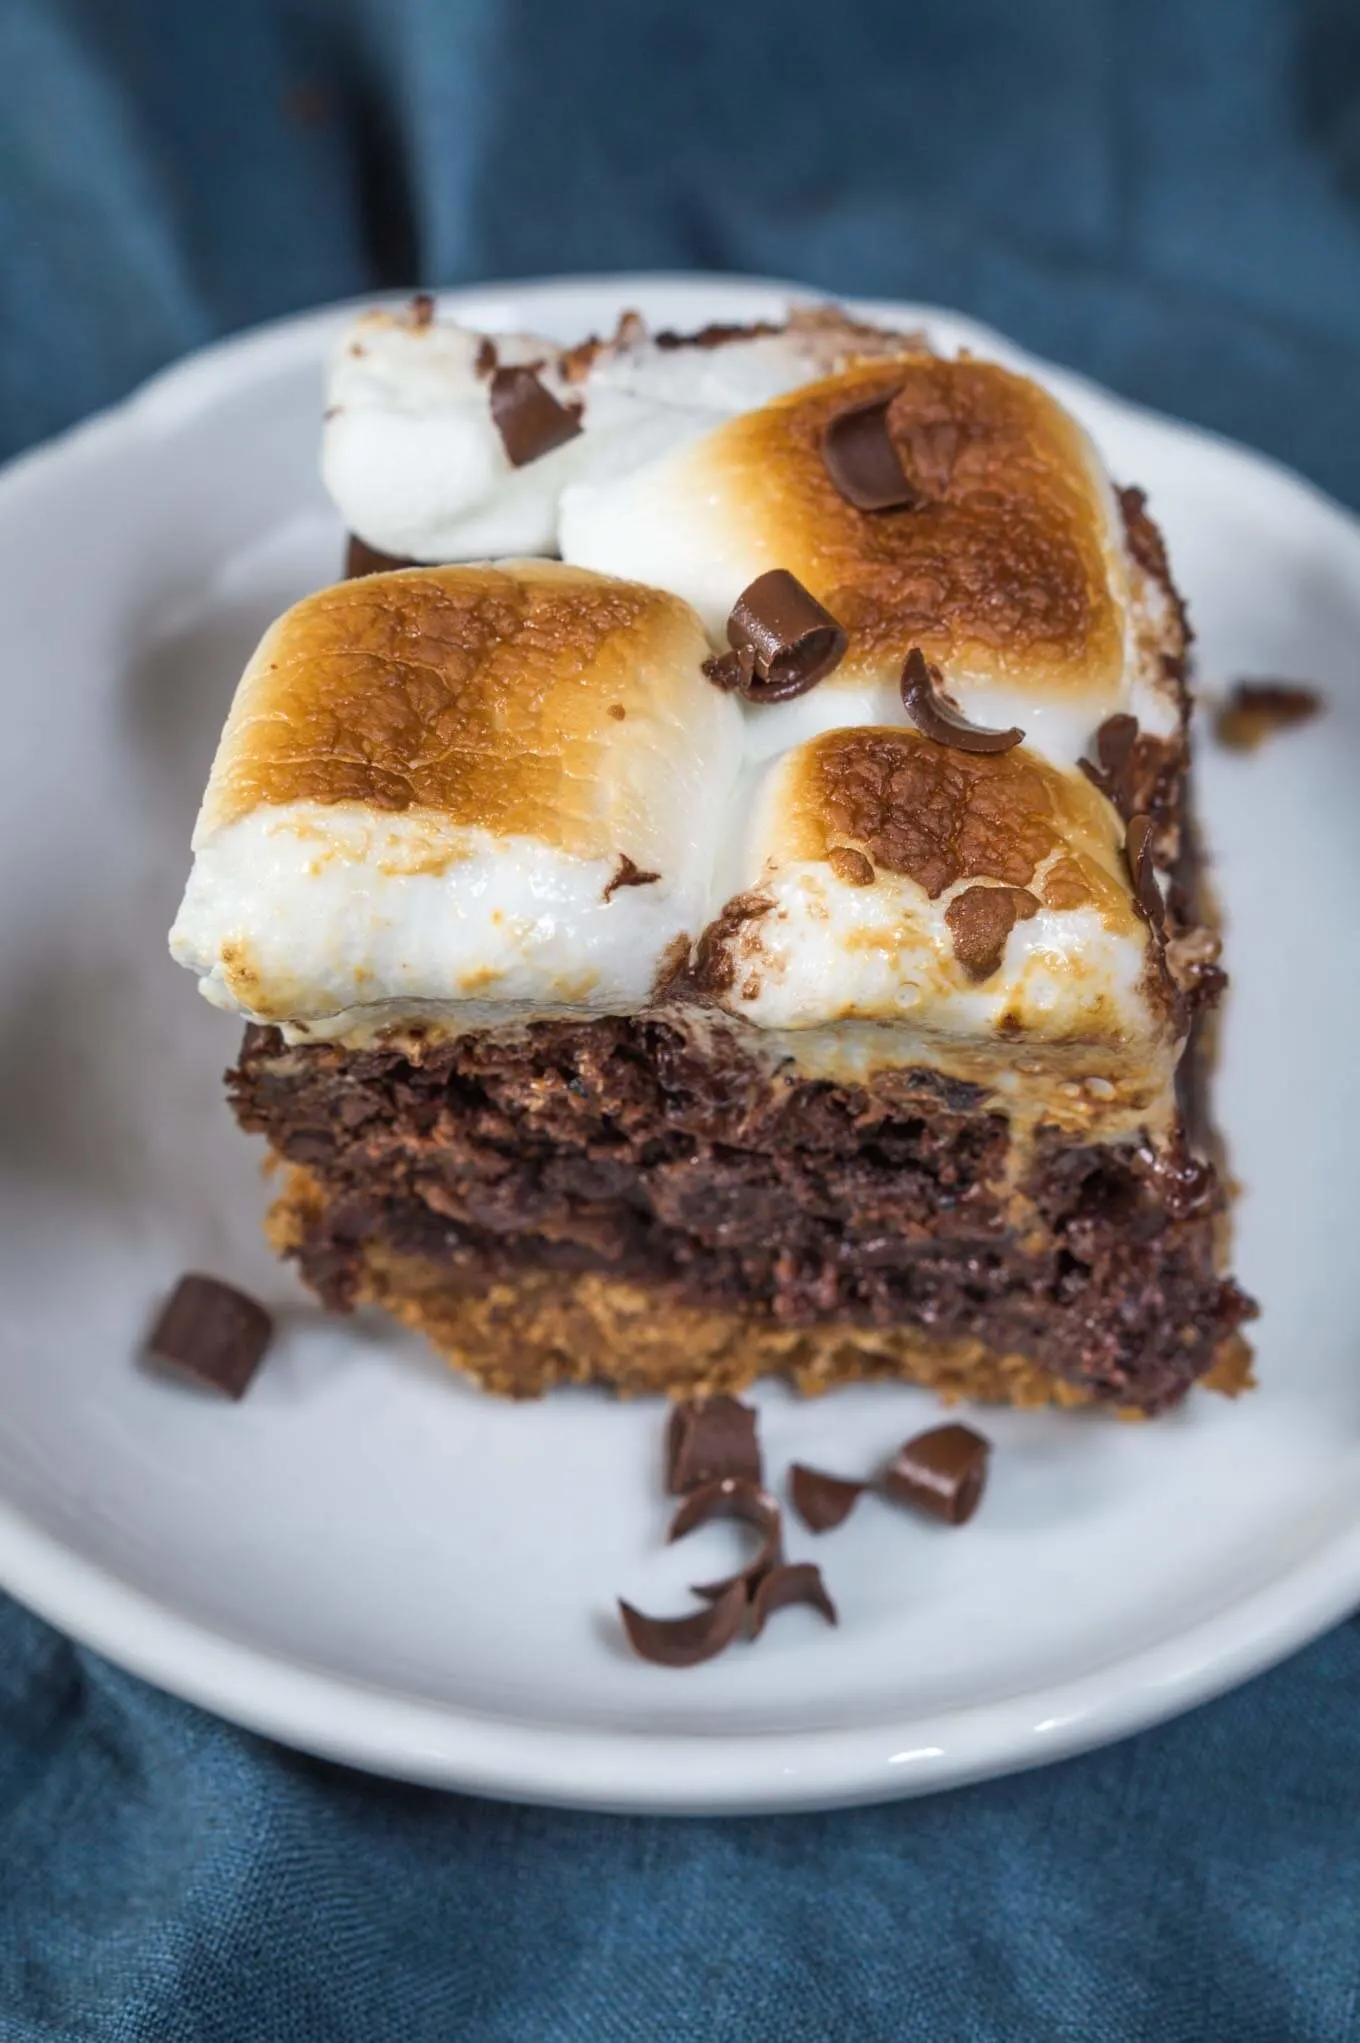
[[170, 300, 1256, 1414]]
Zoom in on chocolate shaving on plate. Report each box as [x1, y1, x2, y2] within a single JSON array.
[[489, 365, 583, 466], [789, 1463, 867, 1534], [749, 1563, 839, 1638], [715, 570, 848, 702], [821, 391, 922, 512], [1214, 680, 1323, 751], [900, 648, 1024, 754], [146, 1273, 273, 1400], [407, 292, 435, 329], [668, 1477, 782, 1596], [880, 1423, 990, 1526], [618, 1579, 749, 1668], [1124, 813, 1165, 929], [665, 1397, 762, 1494]]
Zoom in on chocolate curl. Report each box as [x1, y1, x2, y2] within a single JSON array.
[[1125, 813, 1166, 929], [789, 1464, 867, 1534], [821, 390, 922, 512], [749, 1562, 839, 1638], [618, 1580, 749, 1668], [900, 648, 1024, 754], [717, 571, 848, 703], [668, 1477, 783, 1597]]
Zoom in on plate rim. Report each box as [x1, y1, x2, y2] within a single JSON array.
[[7, 1484, 1360, 1813], [2, 271, 1358, 1814]]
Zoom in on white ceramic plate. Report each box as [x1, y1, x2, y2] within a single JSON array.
[[1, 275, 1356, 1815]]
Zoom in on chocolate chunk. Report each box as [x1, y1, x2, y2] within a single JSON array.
[[1214, 681, 1323, 751], [489, 365, 583, 467], [1078, 713, 1140, 818], [667, 1477, 782, 1596], [900, 648, 1024, 753], [146, 1274, 273, 1399], [789, 1463, 867, 1534], [881, 1423, 990, 1525], [408, 292, 435, 329], [1095, 712, 1138, 774], [821, 391, 922, 512], [345, 535, 419, 579], [618, 1579, 749, 1668], [945, 884, 1040, 982], [749, 1562, 838, 1638], [826, 845, 875, 888], [720, 570, 848, 702], [602, 854, 660, 903], [1124, 813, 1165, 929], [665, 1396, 762, 1493]]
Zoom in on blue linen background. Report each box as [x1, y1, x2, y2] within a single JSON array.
[[3, 1, 1360, 2035]]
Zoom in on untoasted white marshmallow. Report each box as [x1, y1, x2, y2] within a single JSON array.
[[321, 305, 921, 565], [171, 808, 708, 1028]]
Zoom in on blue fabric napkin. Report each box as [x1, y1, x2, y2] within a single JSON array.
[[4, 2, 1360, 2035], [6, 1595, 1360, 2042]]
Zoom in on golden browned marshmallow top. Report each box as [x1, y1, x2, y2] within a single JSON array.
[[703, 360, 1124, 692], [782, 726, 1137, 933], [694, 721, 1170, 1083], [558, 354, 1150, 747], [175, 323, 1189, 1113], [199, 561, 718, 859], [173, 563, 741, 1028]]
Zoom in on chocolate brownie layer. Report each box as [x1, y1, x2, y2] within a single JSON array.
[[264, 1171, 1254, 1406], [231, 1015, 1254, 1413]]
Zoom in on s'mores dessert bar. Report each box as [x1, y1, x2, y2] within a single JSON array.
[[170, 299, 1255, 1413]]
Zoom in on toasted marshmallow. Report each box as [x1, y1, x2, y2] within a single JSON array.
[[698, 727, 1168, 1063], [561, 357, 1182, 770], [171, 563, 741, 1028], [178, 324, 1192, 1113], [322, 303, 924, 565]]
